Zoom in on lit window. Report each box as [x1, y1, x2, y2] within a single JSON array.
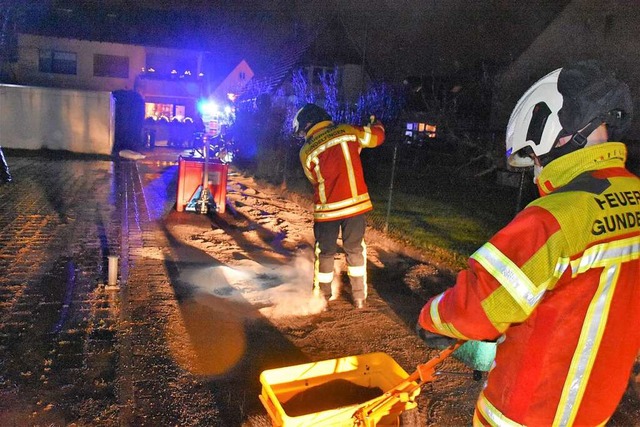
[[39, 49, 77, 75], [405, 121, 437, 141], [144, 102, 185, 121]]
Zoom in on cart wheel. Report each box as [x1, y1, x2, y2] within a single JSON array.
[[399, 408, 421, 426]]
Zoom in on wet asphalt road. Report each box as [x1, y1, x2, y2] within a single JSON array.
[[0, 148, 225, 425], [1, 148, 638, 426]]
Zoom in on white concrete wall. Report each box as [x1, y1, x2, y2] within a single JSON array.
[[0, 84, 115, 155], [16, 33, 146, 92]]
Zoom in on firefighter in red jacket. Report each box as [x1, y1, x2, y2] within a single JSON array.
[[417, 60, 640, 425], [294, 104, 385, 309]]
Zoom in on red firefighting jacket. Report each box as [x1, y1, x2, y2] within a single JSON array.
[[419, 142, 640, 426], [299, 120, 385, 222]]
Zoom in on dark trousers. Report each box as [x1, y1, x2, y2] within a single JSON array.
[[313, 214, 367, 301]]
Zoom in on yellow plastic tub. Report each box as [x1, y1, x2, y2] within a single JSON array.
[[259, 352, 420, 427]]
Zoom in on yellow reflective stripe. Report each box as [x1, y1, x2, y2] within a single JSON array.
[[472, 410, 483, 427], [360, 126, 372, 147], [477, 392, 525, 427], [315, 193, 371, 211], [304, 135, 356, 168], [341, 141, 358, 197], [472, 243, 545, 315], [302, 163, 316, 184], [553, 237, 640, 427], [314, 201, 372, 221], [302, 135, 357, 205], [553, 263, 620, 427], [314, 162, 326, 204], [569, 235, 640, 277], [429, 294, 469, 340], [347, 265, 366, 277], [429, 294, 445, 331]]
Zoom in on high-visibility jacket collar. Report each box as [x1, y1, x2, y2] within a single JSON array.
[[536, 142, 627, 196], [305, 120, 334, 138]]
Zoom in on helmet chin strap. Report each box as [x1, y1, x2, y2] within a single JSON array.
[[539, 116, 605, 166]]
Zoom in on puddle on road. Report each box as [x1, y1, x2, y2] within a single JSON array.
[[167, 295, 246, 377]]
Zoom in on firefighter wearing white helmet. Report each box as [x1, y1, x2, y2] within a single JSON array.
[[506, 60, 633, 184], [294, 103, 385, 310], [417, 60, 640, 426]]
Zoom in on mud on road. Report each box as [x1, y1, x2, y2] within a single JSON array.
[[0, 151, 638, 426]]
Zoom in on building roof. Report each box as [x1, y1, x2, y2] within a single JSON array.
[[242, 15, 367, 99], [491, 0, 640, 140]]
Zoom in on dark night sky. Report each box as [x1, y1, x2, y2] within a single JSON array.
[[9, 0, 572, 80]]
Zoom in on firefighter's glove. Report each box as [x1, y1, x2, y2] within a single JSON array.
[[416, 323, 457, 349]]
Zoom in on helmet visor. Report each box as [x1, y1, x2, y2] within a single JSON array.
[[526, 102, 552, 147]]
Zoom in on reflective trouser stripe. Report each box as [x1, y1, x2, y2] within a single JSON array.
[[347, 265, 365, 277], [313, 241, 334, 296], [317, 271, 334, 283], [313, 215, 367, 299], [344, 216, 366, 298]]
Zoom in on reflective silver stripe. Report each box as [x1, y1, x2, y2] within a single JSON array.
[[472, 243, 544, 315], [347, 265, 366, 277], [429, 294, 468, 339], [313, 201, 372, 220], [315, 193, 371, 211], [317, 271, 334, 283], [554, 256, 571, 278], [477, 392, 525, 427], [362, 240, 368, 298], [313, 242, 321, 290], [429, 294, 446, 333], [570, 236, 640, 276], [341, 141, 358, 196], [553, 263, 620, 427]]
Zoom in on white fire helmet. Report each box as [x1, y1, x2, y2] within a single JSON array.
[[505, 69, 563, 168]]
